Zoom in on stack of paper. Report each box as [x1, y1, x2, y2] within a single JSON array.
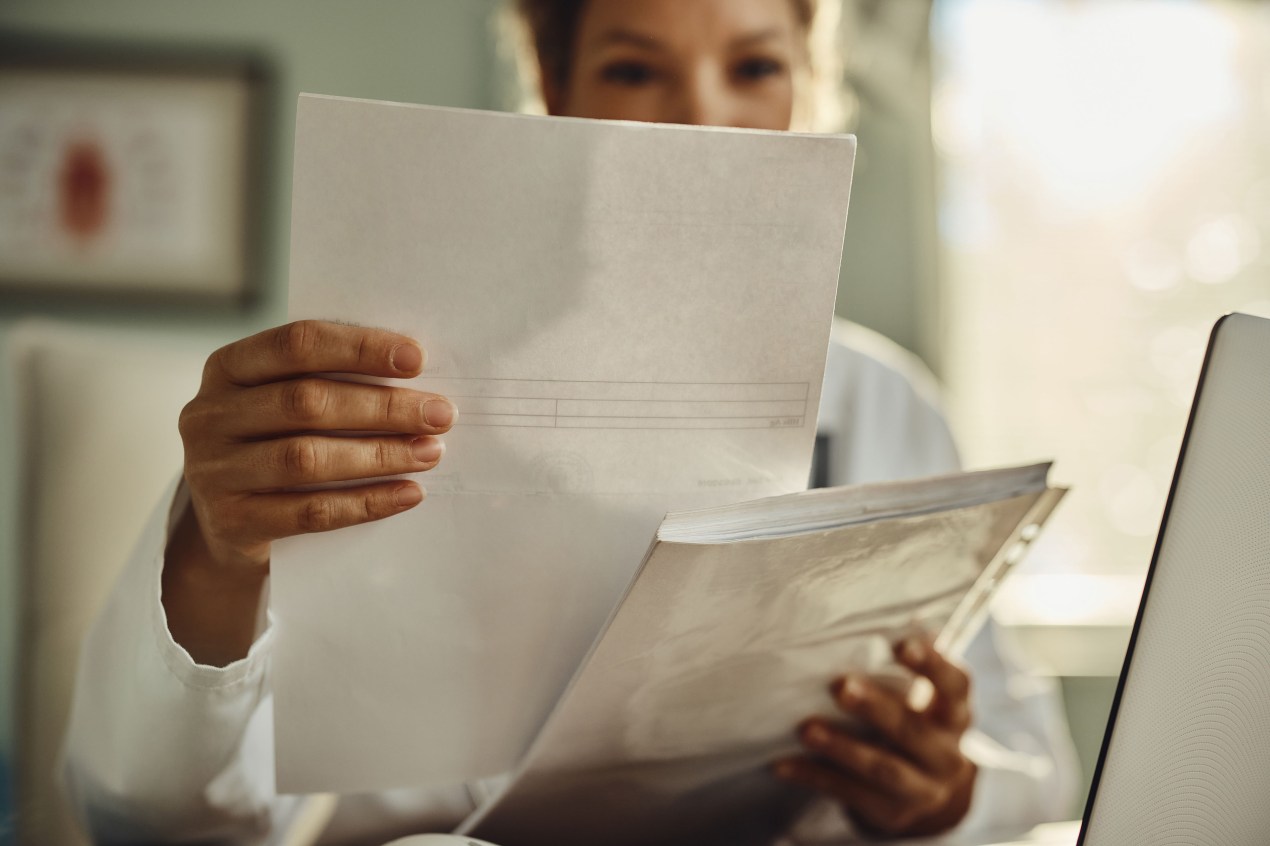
[[463, 464, 1065, 846]]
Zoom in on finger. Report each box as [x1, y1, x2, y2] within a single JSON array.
[[226, 481, 425, 543], [225, 379, 457, 439], [895, 637, 972, 731], [772, 756, 927, 837], [207, 434, 446, 491], [798, 720, 945, 805], [205, 320, 425, 388], [831, 675, 953, 771]]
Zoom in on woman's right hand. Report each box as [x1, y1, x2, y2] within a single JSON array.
[[163, 320, 456, 665]]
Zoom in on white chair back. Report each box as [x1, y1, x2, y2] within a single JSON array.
[[9, 320, 220, 846]]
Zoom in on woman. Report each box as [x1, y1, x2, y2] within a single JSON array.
[[63, 1, 1077, 843]]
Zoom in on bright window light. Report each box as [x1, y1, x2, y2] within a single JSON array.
[[932, 1, 1270, 604]]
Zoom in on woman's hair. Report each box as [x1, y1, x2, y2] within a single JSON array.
[[502, 0, 848, 132]]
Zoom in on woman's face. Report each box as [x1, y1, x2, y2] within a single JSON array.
[[548, 0, 807, 131]]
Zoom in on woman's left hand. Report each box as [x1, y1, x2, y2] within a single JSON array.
[[773, 636, 977, 838]]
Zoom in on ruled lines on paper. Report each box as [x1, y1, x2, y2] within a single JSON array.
[[430, 377, 811, 430]]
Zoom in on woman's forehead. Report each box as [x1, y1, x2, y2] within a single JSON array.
[[574, 0, 802, 53]]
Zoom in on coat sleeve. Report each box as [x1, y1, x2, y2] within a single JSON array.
[[60, 476, 306, 845], [953, 620, 1082, 837]]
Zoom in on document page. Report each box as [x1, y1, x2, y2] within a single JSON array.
[[272, 94, 856, 792], [464, 467, 1065, 846]]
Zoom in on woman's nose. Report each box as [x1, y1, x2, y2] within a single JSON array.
[[668, 66, 735, 127]]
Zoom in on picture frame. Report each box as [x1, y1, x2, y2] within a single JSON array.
[[0, 33, 273, 310]]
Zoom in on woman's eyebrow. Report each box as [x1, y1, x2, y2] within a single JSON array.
[[589, 25, 786, 54], [593, 28, 668, 52], [729, 28, 785, 49]]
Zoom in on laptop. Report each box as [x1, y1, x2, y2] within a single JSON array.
[[994, 312, 1270, 845]]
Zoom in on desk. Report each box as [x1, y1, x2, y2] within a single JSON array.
[[980, 820, 1081, 846], [880, 820, 1082, 846]]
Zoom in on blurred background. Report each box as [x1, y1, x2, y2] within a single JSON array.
[[1, 0, 1268, 842]]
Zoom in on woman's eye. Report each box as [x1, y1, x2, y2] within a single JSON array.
[[600, 61, 657, 86], [733, 57, 785, 82]]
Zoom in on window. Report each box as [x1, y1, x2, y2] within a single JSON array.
[[933, 1, 1270, 622]]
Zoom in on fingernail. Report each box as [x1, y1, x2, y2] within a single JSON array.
[[390, 343, 423, 374], [903, 637, 927, 663], [804, 723, 830, 747], [394, 484, 424, 507], [424, 399, 456, 427], [843, 676, 866, 703], [411, 436, 444, 464]]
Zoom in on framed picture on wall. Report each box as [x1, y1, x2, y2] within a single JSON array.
[[0, 35, 273, 309]]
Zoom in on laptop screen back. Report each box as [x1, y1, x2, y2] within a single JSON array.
[[1080, 312, 1270, 845]]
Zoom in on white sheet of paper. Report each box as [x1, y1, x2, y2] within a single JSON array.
[[273, 94, 856, 793], [463, 467, 1065, 846]]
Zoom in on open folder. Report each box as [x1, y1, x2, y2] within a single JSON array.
[[273, 95, 857, 792], [462, 463, 1065, 846]]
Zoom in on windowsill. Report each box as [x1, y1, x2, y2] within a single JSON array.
[[993, 574, 1145, 677]]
